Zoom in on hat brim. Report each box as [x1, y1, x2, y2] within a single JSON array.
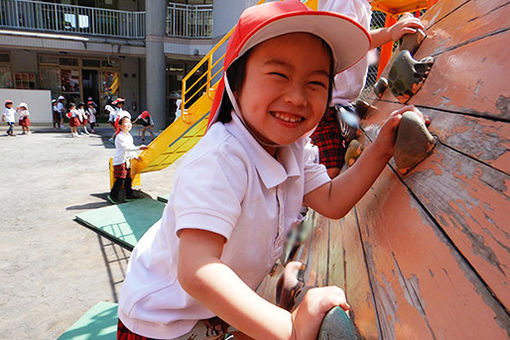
[[238, 11, 370, 74]]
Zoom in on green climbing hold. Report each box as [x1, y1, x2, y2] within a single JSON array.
[[317, 306, 357, 340]]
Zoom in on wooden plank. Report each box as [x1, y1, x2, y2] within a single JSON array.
[[420, 0, 469, 28], [328, 209, 379, 339], [361, 101, 510, 313], [411, 30, 510, 120], [364, 100, 510, 175], [356, 166, 510, 339], [373, 1, 510, 120], [419, 0, 510, 56], [302, 213, 330, 288], [372, 30, 510, 119]]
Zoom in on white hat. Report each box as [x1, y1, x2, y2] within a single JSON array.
[[19, 102, 28, 109], [58, 96, 65, 101], [208, 0, 371, 127]]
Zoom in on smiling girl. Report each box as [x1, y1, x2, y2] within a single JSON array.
[[117, 1, 419, 339]]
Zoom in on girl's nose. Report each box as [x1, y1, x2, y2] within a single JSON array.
[[283, 82, 307, 107]]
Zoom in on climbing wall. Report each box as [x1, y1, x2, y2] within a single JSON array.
[[257, 0, 510, 338]]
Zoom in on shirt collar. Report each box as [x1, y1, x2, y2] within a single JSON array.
[[224, 113, 303, 189]]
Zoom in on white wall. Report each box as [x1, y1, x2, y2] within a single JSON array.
[[0, 89, 52, 124]]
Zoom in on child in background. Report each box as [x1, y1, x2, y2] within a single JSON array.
[[132, 110, 155, 143], [57, 96, 66, 129], [52, 99, 60, 129], [86, 101, 97, 133], [17, 103, 31, 135], [117, 1, 425, 339], [106, 105, 117, 143], [312, 0, 424, 178], [67, 102, 80, 137], [77, 102, 90, 135], [109, 116, 147, 204], [2, 99, 16, 136]]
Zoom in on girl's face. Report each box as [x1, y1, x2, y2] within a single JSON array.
[[6, 103, 12, 108], [119, 118, 132, 133], [235, 33, 331, 150]]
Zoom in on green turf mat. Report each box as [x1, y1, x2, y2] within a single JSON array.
[[57, 301, 118, 340], [75, 198, 165, 250], [157, 194, 169, 203]]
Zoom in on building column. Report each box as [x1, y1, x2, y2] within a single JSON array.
[[145, 0, 167, 130]]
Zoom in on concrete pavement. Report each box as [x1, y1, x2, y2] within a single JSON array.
[[0, 124, 181, 339]]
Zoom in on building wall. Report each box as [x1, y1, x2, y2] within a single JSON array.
[[120, 56, 141, 115]]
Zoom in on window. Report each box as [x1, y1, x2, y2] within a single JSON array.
[[0, 53, 9, 62], [0, 66, 13, 88], [15, 72, 36, 89], [60, 58, 79, 66]]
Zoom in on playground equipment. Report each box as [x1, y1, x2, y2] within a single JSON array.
[[93, 0, 510, 338]]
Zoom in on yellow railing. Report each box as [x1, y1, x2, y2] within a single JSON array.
[[180, 0, 317, 122]]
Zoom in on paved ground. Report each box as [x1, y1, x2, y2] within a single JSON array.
[[0, 124, 182, 339]]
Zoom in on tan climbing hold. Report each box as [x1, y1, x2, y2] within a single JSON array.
[[394, 111, 436, 174], [345, 139, 363, 167]]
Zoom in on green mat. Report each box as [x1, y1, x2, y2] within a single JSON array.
[[75, 198, 165, 250], [57, 301, 118, 340]]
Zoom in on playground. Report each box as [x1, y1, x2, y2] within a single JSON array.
[[1, 0, 509, 338], [0, 126, 179, 339]]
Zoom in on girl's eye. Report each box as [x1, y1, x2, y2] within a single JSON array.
[[309, 80, 328, 88], [269, 72, 288, 79]]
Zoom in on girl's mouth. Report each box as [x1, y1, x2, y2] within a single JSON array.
[[270, 111, 304, 123]]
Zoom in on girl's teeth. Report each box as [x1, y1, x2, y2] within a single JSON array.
[[275, 112, 302, 123]]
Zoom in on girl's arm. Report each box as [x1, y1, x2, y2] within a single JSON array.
[[178, 229, 349, 340], [304, 106, 424, 219], [369, 14, 424, 49]]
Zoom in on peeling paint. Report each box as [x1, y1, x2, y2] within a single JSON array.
[[496, 95, 510, 117]]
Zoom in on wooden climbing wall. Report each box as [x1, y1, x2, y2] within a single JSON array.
[[256, 0, 510, 338]]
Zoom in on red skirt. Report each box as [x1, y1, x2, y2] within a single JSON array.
[[113, 163, 129, 179], [70, 117, 80, 127], [310, 107, 347, 169], [19, 117, 31, 127], [83, 119, 88, 125]]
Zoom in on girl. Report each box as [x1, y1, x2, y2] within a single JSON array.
[[117, 1, 422, 339], [132, 110, 155, 143], [67, 102, 80, 137], [2, 99, 16, 136], [86, 101, 97, 133], [77, 102, 90, 135], [109, 116, 147, 204], [17, 102, 31, 135]]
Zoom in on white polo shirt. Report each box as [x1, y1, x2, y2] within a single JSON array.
[[3, 107, 16, 123], [319, 0, 372, 106], [113, 131, 139, 166], [118, 114, 331, 339]]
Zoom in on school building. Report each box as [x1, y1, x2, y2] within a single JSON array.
[[0, 0, 260, 128]]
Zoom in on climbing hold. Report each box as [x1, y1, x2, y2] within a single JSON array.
[[374, 77, 388, 99], [317, 306, 357, 340], [388, 50, 434, 104], [399, 28, 427, 55], [353, 99, 375, 119], [394, 111, 436, 174], [275, 261, 305, 311], [344, 139, 363, 167]]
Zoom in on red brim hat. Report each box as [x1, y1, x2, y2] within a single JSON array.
[[208, 0, 370, 128]]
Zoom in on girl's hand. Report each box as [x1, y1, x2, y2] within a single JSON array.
[[389, 13, 424, 41], [372, 105, 429, 160], [291, 286, 349, 340], [139, 145, 148, 150]]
